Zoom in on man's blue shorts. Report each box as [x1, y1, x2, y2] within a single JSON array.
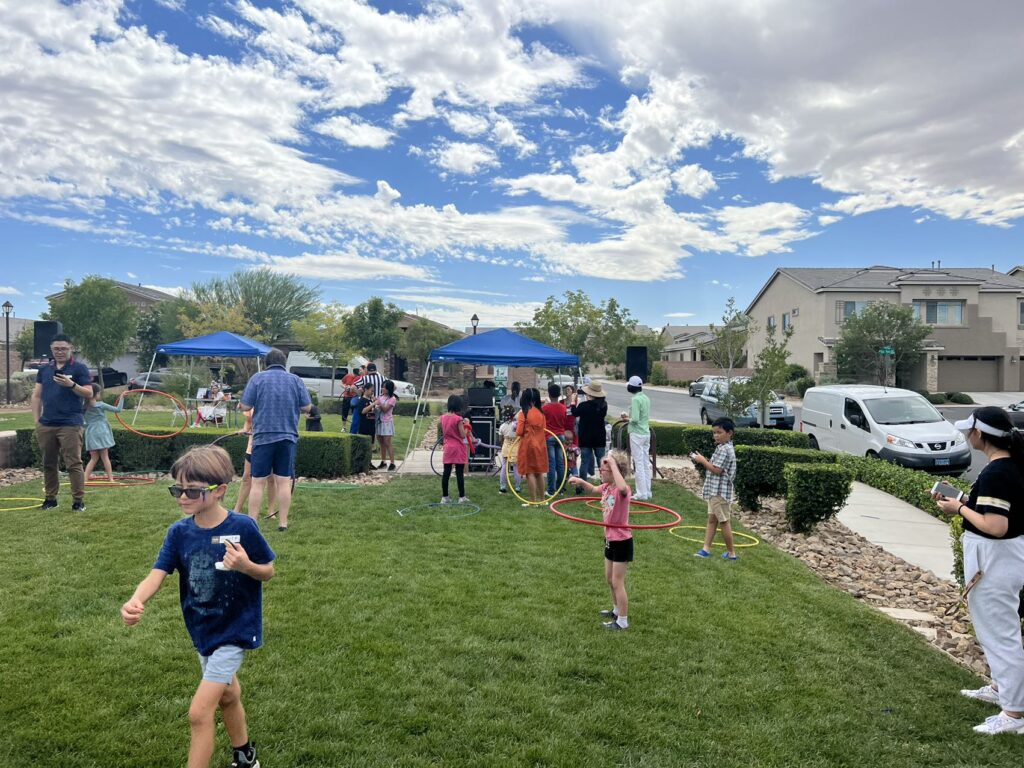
[[250, 440, 296, 479]]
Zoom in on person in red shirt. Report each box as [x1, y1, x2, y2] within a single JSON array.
[[340, 366, 361, 426], [542, 383, 570, 495]]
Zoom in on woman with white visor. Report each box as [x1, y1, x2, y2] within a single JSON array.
[[935, 406, 1024, 735]]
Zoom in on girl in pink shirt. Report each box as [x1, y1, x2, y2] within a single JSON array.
[[568, 449, 633, 630], [439, 394, 469, 503]]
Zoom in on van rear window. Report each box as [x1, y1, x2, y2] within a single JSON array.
[[863, 396, 943, 425], [289, 366, 345, 380]]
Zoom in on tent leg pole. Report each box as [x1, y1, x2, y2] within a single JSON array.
[[400, 362, 432, 473], [132, 352, 158, 426]]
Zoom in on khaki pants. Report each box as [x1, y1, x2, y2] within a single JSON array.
[[37, 425, 85, 501]]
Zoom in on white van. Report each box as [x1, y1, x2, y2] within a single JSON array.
[[285, 352, 361, 399], [800, 385, 971, 475]]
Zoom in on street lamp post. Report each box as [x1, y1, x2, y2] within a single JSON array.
[[3, 301, 13, 405], [470, 313, 480, 383]]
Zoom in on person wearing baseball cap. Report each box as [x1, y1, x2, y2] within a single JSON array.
[[935, 406, 1024, 734], [618, 375, 652, 500]]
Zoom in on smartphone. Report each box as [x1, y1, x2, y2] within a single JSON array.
[[931, 480, 964, 502]]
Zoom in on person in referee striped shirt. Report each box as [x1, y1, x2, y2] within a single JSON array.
[[355, 363, 384, 398]]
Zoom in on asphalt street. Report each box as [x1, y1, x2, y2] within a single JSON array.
[[601, 381, 986, 483]]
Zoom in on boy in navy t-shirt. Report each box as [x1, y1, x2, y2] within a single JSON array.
[[121, 445, 275, 768]]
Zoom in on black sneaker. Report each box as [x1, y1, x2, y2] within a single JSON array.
[[71, 501, 86, 512], [231, 743, 260, 768], [598, 609, 617, 619], [40, 498, 58, 510], [388, 463, 397, 472], [377, 461, 387, 469]]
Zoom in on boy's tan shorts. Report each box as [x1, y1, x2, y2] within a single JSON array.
[[707, 496, 732, 522]]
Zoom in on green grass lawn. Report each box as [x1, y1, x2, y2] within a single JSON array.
[[0, 411, 422, 460], [0, 476, 1017, 768]]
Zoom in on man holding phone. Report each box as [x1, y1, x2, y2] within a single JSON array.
[[31, 333, 92, 511]]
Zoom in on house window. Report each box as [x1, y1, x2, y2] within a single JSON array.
[[1019, 300, 1024, 326], [766, 315, 776, 329], [912, 300, 964, 326], [782, 312, 791, 330], [836, 301, 870, 323]]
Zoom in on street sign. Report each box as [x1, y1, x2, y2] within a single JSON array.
[[879, 346, 895, 356]]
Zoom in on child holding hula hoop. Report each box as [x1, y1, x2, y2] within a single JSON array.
[[83, 384, 123, 483], [568, 449, 633, 630], [691, 417, 739, 561], [121, 445, 274, 768]]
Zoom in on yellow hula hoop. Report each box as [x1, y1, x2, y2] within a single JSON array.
[[507, 429, 569, 506], [0, 497, 45, 512], [668, 525, 760, 548]]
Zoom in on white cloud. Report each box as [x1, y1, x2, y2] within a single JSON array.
[[445, 111, 490, 137], [492, 116, 537, 157], [817, 215, 842, 227], [142, 284, 184, 296], [671, 164, 717, 199], [383, 290, 542, 329], [664, 311, 695, 318], [714, 203, 817, 257], [0, 286, 23, 295], [521, 275, 548, 282], [432, 141, 499, 175], [126, 272, 137, 279], [267, 251, 435, 282], [154, 0, 184, 10], [315, 115, 394, 148]]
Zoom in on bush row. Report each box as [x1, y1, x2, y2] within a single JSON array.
[[916, 390, 975, 405], [320, 397, 430, 417], [640, 422, 810, 458], [831, 454, 970, 522], [734, 445, 837, 511], [11, 428, 371, 477]]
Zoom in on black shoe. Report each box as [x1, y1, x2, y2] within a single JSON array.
[[602, 620, 628, 631], [388, 463, 397, 472], [231, 743, 260, 768], [598, 609, 617, 619], [377, 461, 387, 469], [277, 526, 287, 532], [40, 498, 58, 510], [71, 501, 86, 512]]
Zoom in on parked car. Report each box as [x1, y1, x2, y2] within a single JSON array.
[[285, 352, 417, 399], [128, 371, 169, 391], [688, 375, 722, 397], [699, 381, 795, 429], [1005, 400, 1024, 428], [540, 374, 576, 389], [90, 367, 128, 388], [800, 385, 971, 475]]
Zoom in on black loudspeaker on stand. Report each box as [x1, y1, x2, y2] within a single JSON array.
[[468, 417, 495, 471], [33, 320, 63, 359], [625, 346, 648, 382]]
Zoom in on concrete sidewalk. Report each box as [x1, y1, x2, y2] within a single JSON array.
[[837, 481, 955, 582]]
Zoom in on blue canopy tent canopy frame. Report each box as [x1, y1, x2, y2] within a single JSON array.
[[400, 328, 580, 469]]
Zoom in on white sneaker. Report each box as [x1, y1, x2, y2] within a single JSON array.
[[973, 713, 1024, 735], [440, 496, 452, 504], [458, 496, 470, 504], [961, 685, 1000, 705]]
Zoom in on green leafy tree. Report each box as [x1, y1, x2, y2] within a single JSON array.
[[699, 297, 752, 380], [47, 277, 139, 389], [517, 290, 601, 373], [397, 318, 461, 364], [293, 302, 353, 397], [833, 303, 930, 386], [345, 297, 404, 361], [13, 325, 34, 366], [187, 268, 320, 344], [741, 324, 794, 426]]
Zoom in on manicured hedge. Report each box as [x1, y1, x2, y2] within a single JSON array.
[[783, 464, 853, 533], [12, 428, 370, 477], [833, 454, 970, 522], [643, 422, 810, 458], [734, 445, 837, 511], [321, 397, 431, 417]]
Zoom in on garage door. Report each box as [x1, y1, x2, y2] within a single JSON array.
[[937, 356, 1000, 391]]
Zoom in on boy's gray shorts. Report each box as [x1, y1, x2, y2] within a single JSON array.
[[198, 645, 245, 684]]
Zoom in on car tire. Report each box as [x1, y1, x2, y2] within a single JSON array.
[[700, 409, 710, 425], [808, 435, 819, 450], [689, 388, 695, 397], [866, 450, 879, 459]]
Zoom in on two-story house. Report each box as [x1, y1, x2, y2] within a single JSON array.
[[745, 265, 1024, 392]]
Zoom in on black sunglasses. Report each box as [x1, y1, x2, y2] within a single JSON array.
[[167, 484, 220, 500]]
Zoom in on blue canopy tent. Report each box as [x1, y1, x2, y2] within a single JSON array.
[[134, 331, 272, 425], [402, 328, 580, 466]]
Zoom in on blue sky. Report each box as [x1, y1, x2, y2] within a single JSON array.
[[2, 0, 1023, 332]]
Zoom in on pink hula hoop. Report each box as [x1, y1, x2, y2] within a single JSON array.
[[549, 496, 682, 530]]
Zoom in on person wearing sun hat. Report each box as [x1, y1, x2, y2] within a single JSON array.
[[934, 406, 1024, 735], [619, 375, 652, 500], [569, 380, 609, 484]]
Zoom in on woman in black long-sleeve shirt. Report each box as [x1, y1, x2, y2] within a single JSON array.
[[570, 381, 608, 483]]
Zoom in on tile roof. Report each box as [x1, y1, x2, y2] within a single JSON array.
[[779, 267, 1024, 292]]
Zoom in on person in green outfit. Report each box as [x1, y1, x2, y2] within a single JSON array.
[[619, 375, 652, 500]]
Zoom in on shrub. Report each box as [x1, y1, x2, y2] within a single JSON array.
[[783, 464, 853, 533], [785, 363, 809, 382], [925, 392, 946, 405], [734, 445, 837, 511], [393, 401, 431, 417], [950, 515, 965, 589], [6, 372, 35, 403], [949, 392, 974, 405], [794, 377, 816, 397], [12, 428, 370, 477], [649, 363, 668, 386]]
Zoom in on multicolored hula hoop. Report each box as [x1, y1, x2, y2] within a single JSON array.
[[115, 389, 189, 439], [549, 496, 681, 529]]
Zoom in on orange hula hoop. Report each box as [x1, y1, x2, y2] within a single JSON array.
[[115, 389, 190, 439]]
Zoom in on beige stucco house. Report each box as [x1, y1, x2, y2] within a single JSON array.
[[745, 265, 1024, 392]]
